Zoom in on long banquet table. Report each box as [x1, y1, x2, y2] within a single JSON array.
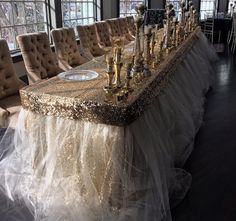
[[0, 27, 218, 221]]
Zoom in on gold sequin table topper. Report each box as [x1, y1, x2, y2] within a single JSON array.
[[20, 27, 201, 126]]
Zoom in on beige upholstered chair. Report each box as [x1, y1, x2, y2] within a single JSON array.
[[106, 18, 122, 38], [118, 17, 135, 41], [126, 16, 136, 37], [17, 32, 63, 84], [94, 21, 112, 47], [106, 18, 130, 45], [77, 24, 105, 57], [0, 39, 25, 128], [51, 28, 88, 71]]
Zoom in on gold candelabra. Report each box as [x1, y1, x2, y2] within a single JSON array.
[[113, 47, 123, 88], [123, 62, 133, 92], [132, 9, 144, 77], [143, 26, 152, 77], [105, 56, 114, 89]]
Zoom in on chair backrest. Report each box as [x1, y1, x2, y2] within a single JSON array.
[[94, 21, 112, 47], [0, 39, 20, 100], [77, 25, 90, 49], [106, 18, 122, 37], [17, 32, 63, 83], [77, 24, 105, 57], [126, 16, 136, 36], [51, 28, 86, 70], [118, 17, 134, 41], [118, 17, 129, 35]]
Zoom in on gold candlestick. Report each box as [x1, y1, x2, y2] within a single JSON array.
[[189, 1, 194, 32], [136, 4, 146, 56], [124, 62, 133, 92], [132, 8, 144, 77], [113, 47, 122, 88], [103, 56, 115, 102], [180, 1, 186, 25], [164, 4, 174, 50], [151, 29, 156, 58], [158, 39, 164, 62], [143, 26, 152, 77], [192, 9, 197, 30], [132, 4, 146, 75], [172, 18, 177, 48], [105, 56, 114, 88]]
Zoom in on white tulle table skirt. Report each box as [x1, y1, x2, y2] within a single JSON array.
[[0, 33, 218, 221]]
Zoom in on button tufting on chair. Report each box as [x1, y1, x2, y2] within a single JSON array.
[[77, 24, 105, 57], [51, 27, 88, 71], [0, 39, 26, 128], [17, 32, 63, 84]]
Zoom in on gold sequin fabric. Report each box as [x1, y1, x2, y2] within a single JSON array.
[[20, 27, 201, 126]]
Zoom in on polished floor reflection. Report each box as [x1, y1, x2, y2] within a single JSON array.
[[172, 52, 236, 221]]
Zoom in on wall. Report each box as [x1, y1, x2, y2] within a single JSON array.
[[218, 0, 228, 12], [150, 0, 164, 9], [103, 0, 118, 19], [14, 61, 27, 78]]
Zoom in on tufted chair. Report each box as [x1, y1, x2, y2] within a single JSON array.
[[118, 17, 135, 41], [94, 21, 112, 47], [0, 39, 25, 128], [126, 16, 136, 37], [106, 18, 130, 45], [17, 32, 63, 84], [77, 24, 105, 57], [51, 28, 88, 71], [106, 18, 122, 38]]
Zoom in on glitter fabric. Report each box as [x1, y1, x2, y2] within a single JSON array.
[[20, 27, 201, 126]]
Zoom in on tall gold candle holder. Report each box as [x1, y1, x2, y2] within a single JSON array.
[[123, 62, 133, 92], [113, 46, 123, 88], [143, 26, 152, 77], [189, 1, 194, 32], [105, 56, 115, 89], [152, 37, 164, 68], [180, 1, 186, 25], [176, 24, 181, 47], [136, 4, 146, 57], [151, 28, 156, 59], [158, 39, 164, 61], [171, 18, 178, 48], [103, 56, 115, 102], [132, 15, 144, 77], [192, 9, 197, 30], [164, 3, 175, 52]]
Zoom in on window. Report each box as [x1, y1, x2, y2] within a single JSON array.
[[228, 0, 235, 14], [200, 0, 218, 20], [0, 0, 49, 51], [165, 0, 181, 21], [119, 0, 147, 17], [61, 0, 101, 27]]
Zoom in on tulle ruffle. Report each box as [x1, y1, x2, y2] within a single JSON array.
[[0, 33, 218, 221]]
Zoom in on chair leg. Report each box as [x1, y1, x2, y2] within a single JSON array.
[[227, 30, 233, 45], [231, 36, 236, 53], [233, 40, 236, 54], [217, 31, 221, 43]]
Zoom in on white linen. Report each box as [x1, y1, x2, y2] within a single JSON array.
[[0, 33, 218, 221]]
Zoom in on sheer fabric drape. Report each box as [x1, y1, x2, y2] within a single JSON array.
[[0, 33, 217, 221]]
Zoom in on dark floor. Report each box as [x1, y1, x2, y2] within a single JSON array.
[[172, 51, 236, 221]]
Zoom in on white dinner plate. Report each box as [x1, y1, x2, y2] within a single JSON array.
[[57, 70, 99, 81]]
